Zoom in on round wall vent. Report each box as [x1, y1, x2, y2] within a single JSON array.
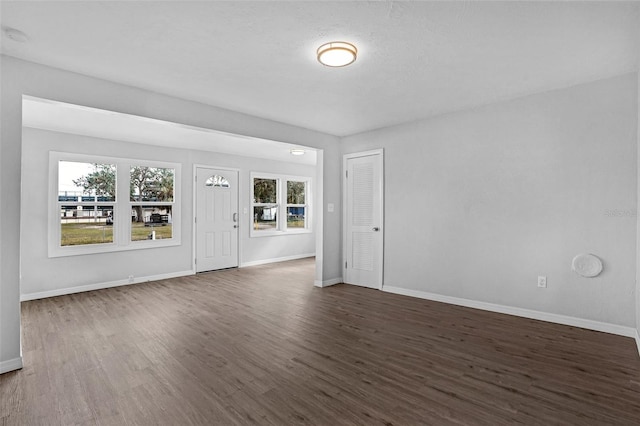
[[571, 253, 603, 278]]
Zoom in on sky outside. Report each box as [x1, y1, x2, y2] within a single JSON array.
[[58, 161, 98, 194]]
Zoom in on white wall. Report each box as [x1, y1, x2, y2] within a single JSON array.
[[20, 128, 316, 297], [343, 73, 638, 329], [0, 55, 342, 373], [637, 68, 640, 348]]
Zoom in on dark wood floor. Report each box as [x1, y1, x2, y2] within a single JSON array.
[[2, 258, 640, 425]]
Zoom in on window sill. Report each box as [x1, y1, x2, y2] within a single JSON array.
[[249, 229, 312, 238], [48, 238, 181, 258]]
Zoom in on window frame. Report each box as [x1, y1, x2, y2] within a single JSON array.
[[250, 172, 311, 238], [49, 152, 181, 258]]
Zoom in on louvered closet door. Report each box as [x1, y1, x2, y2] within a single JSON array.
[[344, 151, 383, 289]]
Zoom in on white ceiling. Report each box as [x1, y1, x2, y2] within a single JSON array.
[[22, 96, 317, 165], [2, 1, 640, 137]]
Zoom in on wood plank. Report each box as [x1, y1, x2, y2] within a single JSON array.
[[1, 258, 639, 424]]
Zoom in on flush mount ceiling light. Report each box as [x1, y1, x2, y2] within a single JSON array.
[[290, 149, 305, 156], [317, 41, 357, 67]]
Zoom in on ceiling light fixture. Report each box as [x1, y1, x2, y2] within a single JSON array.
[[317, 41, 357, 67], [290, 149, 305, 156]]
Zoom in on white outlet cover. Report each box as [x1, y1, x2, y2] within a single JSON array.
[[572, 253, 603, 278]]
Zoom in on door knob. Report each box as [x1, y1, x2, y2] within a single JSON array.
[[373, 227, 380, 231], [233, 213, 238, 222]]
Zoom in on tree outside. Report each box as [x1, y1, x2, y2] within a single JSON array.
[[287, 181, 305, 204], [253, 178, 277, 203], [130, 166, 174, 222], [72, 164, 116, 199]]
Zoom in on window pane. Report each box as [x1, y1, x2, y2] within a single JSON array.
[[59, 161, 115, 201], [253, 206, 277, 231], [287, 207, 305, 228], [287, 181, 306, 204], [60, 205, 114, 246], [253, 178, 277, 203], [205, 175, 230, 188], [130, 167, 175, 202], [131, 205, 173, 241]]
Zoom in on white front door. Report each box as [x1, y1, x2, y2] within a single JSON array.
[[195, 167, 239, 272], [343, 150, 384, 289]]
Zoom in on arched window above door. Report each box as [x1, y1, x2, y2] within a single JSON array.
[[205, 175, 230, 188]]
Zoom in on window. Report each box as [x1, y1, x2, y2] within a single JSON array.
[[253, 178, 278, 231], [130, 166, 174, 241], [205, 175, 230, 187], [287, 181, 307, 229], [49, 152, 180, 257], [251, 173, 311, 236], [58, 161, 116, 246]]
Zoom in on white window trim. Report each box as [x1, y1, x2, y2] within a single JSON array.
[[49, 152, 181, 258], [250, 172, 312, 238]]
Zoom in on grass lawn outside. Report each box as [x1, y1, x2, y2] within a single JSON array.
[[131, 222, 172, 241], [254, 220, 277, 230], [254, 219, 305, 230], [61, 222, 113, 246], [61, 222, 172, 245], [287, 218, 305, 228]]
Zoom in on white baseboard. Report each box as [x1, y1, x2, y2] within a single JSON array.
[[314, 277, 342, 288], [240, 253, 315, 268], [21, 269, 195, 302], [21, 255, 315, 301], [635, 329, 640, 357], [0, 357, 23, 374], [383, 286, 637, 338]]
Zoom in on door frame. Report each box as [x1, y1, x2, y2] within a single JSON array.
[[342, 149, 384, 290], [192, 164, 241, 273]]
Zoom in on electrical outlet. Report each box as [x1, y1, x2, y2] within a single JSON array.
[[128, 275, 134, 283], [537, 276, 547, 288]]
